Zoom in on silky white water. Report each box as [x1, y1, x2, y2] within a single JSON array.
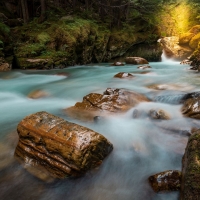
[[0, 61, 199, 200]]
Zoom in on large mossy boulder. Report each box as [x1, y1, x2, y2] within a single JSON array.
[[180, 129, 200, 199], [15, 111, 113, 179], [179, 25, 200, 49], [65, 88, 150, 121]]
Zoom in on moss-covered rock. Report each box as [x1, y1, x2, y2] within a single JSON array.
[[179, 32, 195, 45], [181, 130, 200, 199], [189, 32, 200, 49]]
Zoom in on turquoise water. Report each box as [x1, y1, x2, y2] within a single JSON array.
[[0, 61, 199, 200]]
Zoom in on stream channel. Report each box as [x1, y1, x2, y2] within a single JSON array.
[[0, 59, 199, 200]]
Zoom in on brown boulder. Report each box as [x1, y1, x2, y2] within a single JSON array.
[[180, 130, 200, 199], [149, 170, 181, 193], [181, 96, 200, 119], [14, 111, 113, 179], [113, 72, 134, 79], [65, 88, 150, 121], [125, 57, 149, 65]]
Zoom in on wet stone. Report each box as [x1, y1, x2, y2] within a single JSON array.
[[181, 96, 200, 119], [149, 170, 181, 193], [14, 111, 113, 179], [149, 109, 170, 120], [111, 62, 125, 66], [137, 65, 151, 69], [125, 57, 149, 65], [113, 72, 134, 79], [65, 88, 150, 121]]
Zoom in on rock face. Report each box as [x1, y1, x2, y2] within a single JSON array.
[[14, 111, 113, 179], [113, 72, 134, 79], [159, 37, 192, 60], [181, 130, 200, 199], [181, 93, 200, 119], [149, 170, 181, 192], [65, 88, 150, 121], [125, 57, 149, 64]]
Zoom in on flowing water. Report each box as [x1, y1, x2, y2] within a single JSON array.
[[0, 61, 200, 200]]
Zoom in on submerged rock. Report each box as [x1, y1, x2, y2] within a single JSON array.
[[113, 72, 134, 79], [65, 88, 150, 121], [28, 89, 49, 99], [14, 111, 113, 179], [149, 170, 181, 192], [149, 109, 170, 120], [147, 83, 193, 91], [181, 130, 200, 199], [125, 57, 149, 65]]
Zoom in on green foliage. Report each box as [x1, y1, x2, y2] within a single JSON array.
[[37, 32, 50, 44], [0, 22, 10, 36], [0, 40, 3, 48], [189, 32, 200, 49], [16, 43, 46, 58]]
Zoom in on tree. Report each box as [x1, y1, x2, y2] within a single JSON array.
[[20, 0, 29, 23]]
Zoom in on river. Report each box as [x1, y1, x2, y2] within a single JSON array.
[[0, 60, 198, 200]]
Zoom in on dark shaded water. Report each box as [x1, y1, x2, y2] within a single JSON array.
[[0, 61, 199, 200]]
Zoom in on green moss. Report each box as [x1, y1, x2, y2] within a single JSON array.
[[16, 43, 46, 58], [0, 22, 10, 37], [179, 32, 195, 44], [189, 32, 200, 49], [37, 32, 50, 44]]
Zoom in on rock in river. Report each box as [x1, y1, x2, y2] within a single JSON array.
[[181, 93, 200, 119], [65, 88, 150, 121], [181, 129, 200, 199], [149, 109, 170, 120], [113, 72, 134, 79], [14, 111, 113, 179], [125, 57, 149, 64], [149, 170, 181, 192]]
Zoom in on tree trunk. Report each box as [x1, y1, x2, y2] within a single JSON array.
[[20, 0, 29, 23], [38, 0, 46, 23]]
